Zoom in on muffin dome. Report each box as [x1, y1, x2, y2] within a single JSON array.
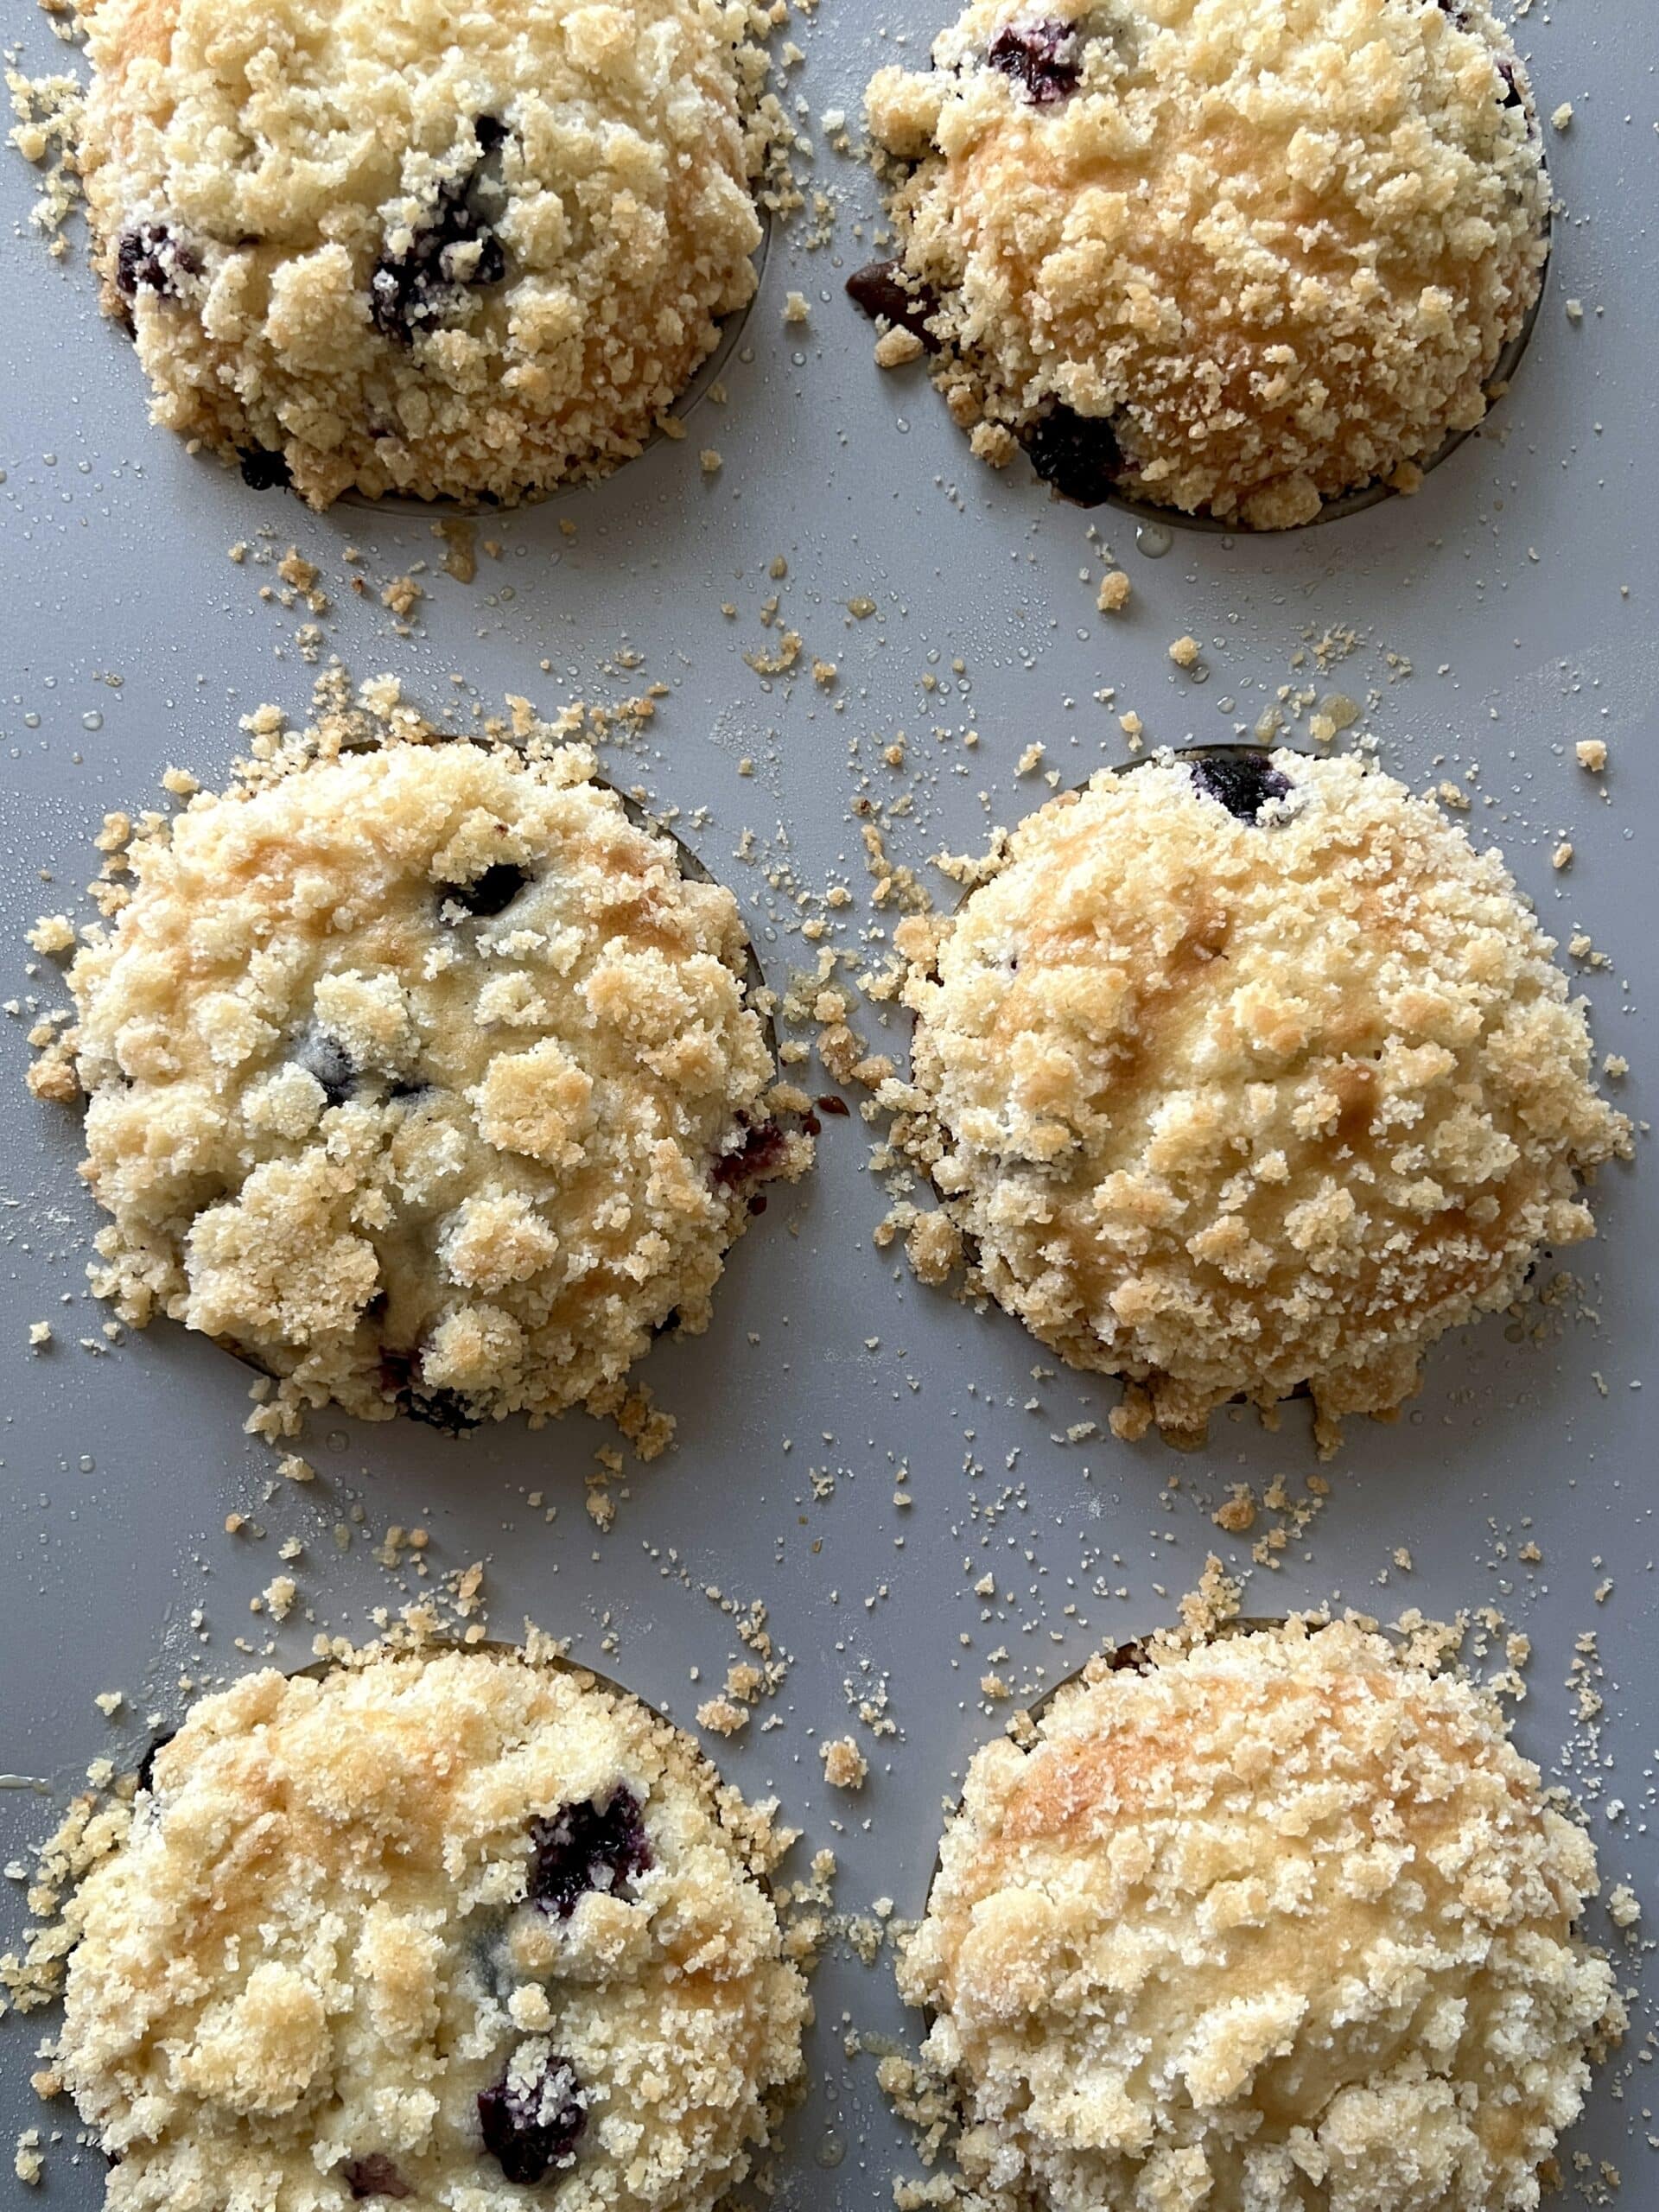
[[78, 0, 777, 505], [47, 1643, 809, 2212], [33, 726, 809, 1440], [903, 1616, 1620, 2212], [862, 0, 1549, 525], [895, 750, 1627, 1449]]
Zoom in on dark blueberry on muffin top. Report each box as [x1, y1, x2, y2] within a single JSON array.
[[987, 17, 1080, 103], [529, 1787, 652, 1916], [114, 220, 197, 300], [478, 2054, 587, 2185], [1187, 751, 1293, 823], [1021, 404, 1123, 505]]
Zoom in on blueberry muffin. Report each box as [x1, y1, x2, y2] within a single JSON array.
[[892, 750, 1627, 1450], [75, 0, 779, 505], [35, 1642, 810, 2211], [902, 1615, 1620, 2212], [30, 717, 809, 1440], [857, 0, 1548, 525]]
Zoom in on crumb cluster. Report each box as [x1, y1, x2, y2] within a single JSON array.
[[73, 0, 782, 505], [6, 1642, 808, 2212], [863, 0, 1549, 525], [887, 751, 1628, 1451], [30, 696, 810, 1440], [902, 1615, 1621, 2212]]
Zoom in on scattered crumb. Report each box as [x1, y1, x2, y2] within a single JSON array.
[[874, 326, 925, 369], [1096, 569, 1131, 613], [13, 2129, 41, 2187], [1168, 636, 1201, 669], [696, 1696, 749, 1737], [435, 518, 478, 586], [260, 1576, 297, 1623], [1212, 1484, 1257, 1535], [26, 915, 73, 956], [379, 575, 423, 621], [820, 1736, 868, 1791]]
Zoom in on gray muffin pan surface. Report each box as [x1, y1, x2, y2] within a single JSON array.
[[1, 0, 1656, 2204]]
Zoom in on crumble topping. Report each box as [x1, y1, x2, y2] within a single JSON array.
[[861, 0, 1549, 524], [65, 0, 785, 505], [4, 1641, 809, 2212], [889, 750, 1628, 1451], [902, 1614, 1622, 2211], [29, 700, 810, 1440]]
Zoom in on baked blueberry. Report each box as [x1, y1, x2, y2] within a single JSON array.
[[712, 1120, 788, 1189], [237, 447, 292, 492], [437, 861, 531, 919], [844, 258, 942, 347], [292, 1027, 357, 1109], [477, 2052, 587, 2184], [132, 1727, 176, 1796], [1186, 749, 1292, 822], [1021, 405, 1122, 506], [403, 1384, 480, 1436], [342, 2155, 410, 2200], [528, 1787, 652, 1916], [369, 119, 510, 346], [113, 220, 196, 299], [986, 17, 1078, 104]]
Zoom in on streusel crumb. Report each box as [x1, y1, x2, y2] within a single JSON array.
[[903, 1615, 1621, 2212], [31, 703, 810, 1439], [893, 749, 1628, 1451], [820, 1736, 868, 1790], [862, 0, 1549, 524], [4, 1643, 809, 2211]]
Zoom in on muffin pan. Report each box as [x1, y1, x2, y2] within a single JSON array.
[[0, 0, 1653, 2204]]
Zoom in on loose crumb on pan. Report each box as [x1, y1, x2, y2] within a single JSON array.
[[819, 1735, 868, 1790], [896, 1603, 1624, 2212], [1095, 569, 1131, 613], [0, 1635, 809, 2211], [873, 750, 1629, 1453], [26, 671, 811, 1446]]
